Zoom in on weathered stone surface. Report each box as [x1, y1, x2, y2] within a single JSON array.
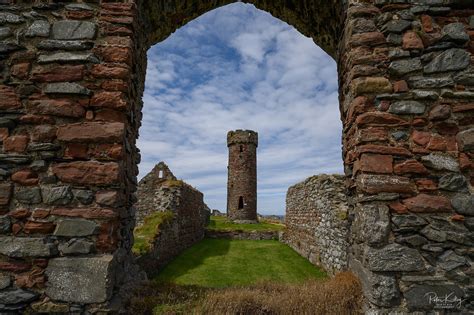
[[405, 285, 464, 311], [37, 40, 94, 51], [0, 12, 25, 24], [438, 174, 468, 192], [353, 204, 390, 246], [38, 52, 99, 64], [0, 41, 23, 54], [28, 99, 85, 118], [392, 214, 427, 228], [15, 187, 42, 204], [397, 234, 428, 246], [438, 250, 468, 271], [42, 186, 73, 205], [45, 256, 115, 303], [350, 258, 400, 307], [54, 219, 98, 237], [31, 300, 69, 313], [357, 174, 416, 194], [73, 189, 94, 205], [57, 122, 124, 143], [389, 58, 422, 76], [0, 27, 11, 39], [355, 154, 393, 174], [31, 65, 85, 83], [384, 19, 411, 33], [53, 161, 120, 185], [59, 239, 94, 255], [11, 170, 39, 186], [408, 76, 454, 89], [0, 237, 55, 257], [421, 153, 459, 172], [0, 216, 11, 234], [65, 3, 94, 11], [352, 77, 392, 95], [366, 244, 426, 272], [424, 49, 470, 74], [0, 288, 38, 308], [0, 274, 11, 289], [95, 191, 120, 207], [403, 194, 452, 213], [44, 83, 91, 96], [52, 21, 97, 40], [25, 20, 50, 37], [441, 23, 469, 43], [451, 194, 474, 216], [457, 128, 474, 152], [388, 101, 425, 114], [394, 160, 428, 175]]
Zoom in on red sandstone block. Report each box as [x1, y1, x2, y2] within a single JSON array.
[[96, 221, 119, 253], [350, 32, 385, 47], [100, 22, 133, 36], [10, 209, 30, 219], [355, 154, 393, 174], [95, 190, 119, 207], [459, 153, 472, 170], [394, 160, 428, 175], [31, 65, 85, 83], [421, 15, 434, 33], [23, 221, 56, 234], [102, 36, 133, 48], [412, 118, 427, 127], [429, 104, 451, 120], [100, 15, 133, 25], [357, 127, 388, 143], [0, 261, 32, 273], [402, 194, 452, 213], [14, 266, 45, 289], [52, 161, 120, 185], [393, 80, 408, 93], [388, 201, 408, 214], [427, 135, 447, 151], [19, 115, 55, 125], [64, 143, 88, 159], [402, 31, 424, 50], [31, 125, 57, 142], [416, 179, 438, 191], [358, 144, 412, 157], [90, 91, 128, 110], [91, 64, 129, 80], [94, 109, 127, 123], [452, 103, 474, 113], [434, 121, 459, 136], [11, 170, 39, 186], [90, 144, 123, 160], [0, 183, 12, 206], [28, 99, 86, 118], [101, 3, 135, 11], [356, 112, 409, 127], [57, 122, 124, 143], [101, 80, 128, 92], [4, 135, 29, 153], [51, 207, 118, 219], [0, 85, 21, 110], [95, 46, 132, 65], [12, 223, 22, 235], [451, 214, 464, 222], [0, 128, 8, 142], [412, 130, 431, 146], [11, 63, 30, 80], [32, 209, 50, 219]]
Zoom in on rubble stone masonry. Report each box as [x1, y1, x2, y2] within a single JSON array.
[[0, 0, 472, 313]]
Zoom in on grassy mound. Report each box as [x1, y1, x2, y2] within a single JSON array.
[[132, 211, 174, 255], [207, 215, 284, 232], [154, 238, 326, 287]]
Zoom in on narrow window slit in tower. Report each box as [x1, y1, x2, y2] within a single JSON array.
[[240, 145, 243, 152], [238, 196, 244, 209], [158, 170, 163, 178]]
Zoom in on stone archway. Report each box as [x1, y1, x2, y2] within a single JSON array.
[[0, 0, 472, 313]]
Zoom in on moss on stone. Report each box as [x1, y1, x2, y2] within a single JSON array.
[[133, 211, 174, 255]]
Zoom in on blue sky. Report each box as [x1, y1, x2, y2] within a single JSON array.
[[138, 3, 342, 215]]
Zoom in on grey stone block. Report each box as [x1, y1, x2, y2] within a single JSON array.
[[0, 237, 56, 257], [52, 21, 97, 40], [54, 219, 99, 237]]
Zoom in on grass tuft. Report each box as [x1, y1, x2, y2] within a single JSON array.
[[207, 216, 284, 232], [133, 211, 174, 255]]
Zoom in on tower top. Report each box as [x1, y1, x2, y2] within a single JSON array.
[[227, 130, 258, 147]]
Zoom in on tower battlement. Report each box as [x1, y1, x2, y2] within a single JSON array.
[[227, 130, 258, 147]]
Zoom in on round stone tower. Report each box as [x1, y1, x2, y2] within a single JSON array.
[[227, 130, 258, 223]]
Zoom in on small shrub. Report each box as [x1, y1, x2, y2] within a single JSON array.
[[133, 211, 174, 255]]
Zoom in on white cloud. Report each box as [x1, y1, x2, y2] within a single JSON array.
[[138, 3, 342, 215]]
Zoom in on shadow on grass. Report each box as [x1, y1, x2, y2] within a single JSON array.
[[153, 238, 231, 284]]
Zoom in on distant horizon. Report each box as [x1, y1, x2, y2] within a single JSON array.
[[138, 3, 343, 215]]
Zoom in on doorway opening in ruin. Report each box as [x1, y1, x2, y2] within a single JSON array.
[[238, 196, 244, 210], [137, 2, 343, 218]]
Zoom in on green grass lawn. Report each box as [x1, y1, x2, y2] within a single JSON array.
[[154, 238, 326, 287], [207, 215, 285, 232]]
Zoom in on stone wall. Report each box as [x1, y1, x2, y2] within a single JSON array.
[[283, 175, 350, 276], [135, 163, 210, 275]]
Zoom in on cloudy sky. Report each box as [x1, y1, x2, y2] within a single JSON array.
[[138, 3, 342, 215]]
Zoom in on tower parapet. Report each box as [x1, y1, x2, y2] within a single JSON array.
[[227, 130, 258, 147]]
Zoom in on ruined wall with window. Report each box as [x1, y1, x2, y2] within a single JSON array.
[[135, 162, 210, 274], [283, 174, 350, 275]]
